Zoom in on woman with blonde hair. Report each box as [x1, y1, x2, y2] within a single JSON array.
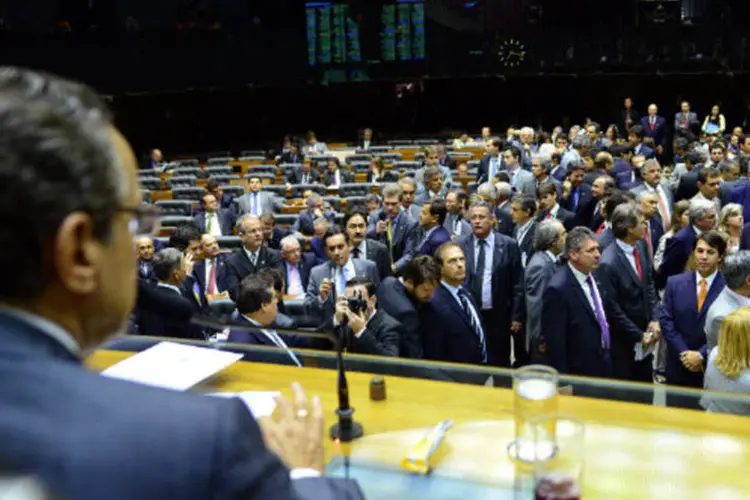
[[653, 199, 691, 271], [717, 203, 743, 254], [702, 307, 750, 415]]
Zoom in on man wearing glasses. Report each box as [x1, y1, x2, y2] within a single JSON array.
[[0, 68, 363, 500]]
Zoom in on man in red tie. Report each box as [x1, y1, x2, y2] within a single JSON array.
[[636, 191, 664, 263], [193, 235, 228, 307], [639, 104, 667, 158], [597, 204, 660, 383], [674, 101, 698, 140]]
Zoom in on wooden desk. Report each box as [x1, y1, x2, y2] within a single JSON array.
[[87, 350, 750, 499]]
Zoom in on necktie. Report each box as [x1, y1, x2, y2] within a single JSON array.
[[250, 252, 257, 267], [453, 217, 460, 235], [545, 211, 553, 219], [288, 265, 301, 297], [206, 214, 213, 234], [683, 114, 688, 126], [656, 191, 669, 231], [489, 157, 497, 181], [265, 329, 302, 367], [387, 220, 394, 264], [339, 266, 349, 295], [585, 275, 610, 350], [644, 225, 653, 259], [596, 223, 605, 235], [697, 279, 708, 312], [571, 188, 580, 211], [650, 117, 655, 131], [352, 246, 361, 259], [472, 239, 487, 304], [632, 247, 643, 281], [253, 193, 259, 215], [457, 288, 487, 363], [207, 259, 217, 294]]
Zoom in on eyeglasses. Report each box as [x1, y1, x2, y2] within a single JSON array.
[[118, 204, 162, 237]]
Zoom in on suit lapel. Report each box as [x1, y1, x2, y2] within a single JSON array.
[[614, 244, 641, 287], [567, 267, 598, 324], [439, 286, 474, 331], [699, 274, 724, 322], [465, 237, 476, 276], [194, 261, 206, 291]]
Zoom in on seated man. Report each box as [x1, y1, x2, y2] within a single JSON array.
[[192, 234, 230, 308], [285, 159, 317, 185], [292, 193, 336, 237], [136, 236, 155, 283], [236, 175, 283, 216], [321, 277, 402, 357], [320, 158, 353, 188], [260, 213, 290, 250], [194, 193, 235, 237]]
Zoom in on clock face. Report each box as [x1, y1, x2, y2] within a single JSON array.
[[498, 39, 526, 68]]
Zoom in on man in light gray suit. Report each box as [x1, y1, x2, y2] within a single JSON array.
[[630, 159, 673, 230], [0, 67, 364, 500], [705, 251, 750, 351], [443, 188, 472, 240], [397, 177, 421, 220], [524, 220, 566, 363], [305, 227, 380, 320], [674, 101, 699, 140], [236, 175, 284, 216], [503, 145, 536, 197]]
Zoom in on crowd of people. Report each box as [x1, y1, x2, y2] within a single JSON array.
[[136, 104, 750, 414]]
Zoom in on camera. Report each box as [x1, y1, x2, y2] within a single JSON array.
[[347, 290, 368, 315]]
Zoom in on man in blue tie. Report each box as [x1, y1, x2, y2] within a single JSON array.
[[478, 137, 503, 184], [420, 242, 488, 365], [237, 175, 283, 216]]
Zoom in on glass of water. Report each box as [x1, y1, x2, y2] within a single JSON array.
[[532, 415, 585, 500], [511, 364, 559, 463]]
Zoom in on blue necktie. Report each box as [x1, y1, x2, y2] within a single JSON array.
[[489, 158, 497, 181], [253, 193, 259, 215], [340, 267, 349, 295], [458, 288, 487, 363], [572, 188, 580, 211]]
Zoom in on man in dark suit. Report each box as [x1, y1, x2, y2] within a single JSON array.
[[0, 65, 362, 500], [377, 256, 440, 358], [320, 158, 353, 188], [444, 189, 472, 240], [560, 161, 594, 227], [345, 209, 391, 280], [357, 127, 375, 151], [192, 235, 230, 308], [476, 137, 503, 184], [536, 182, 575, 229], [719, 158, 749, 207], [420, 242, 489, 365], [636, 190, 665, 261], [323, 277, 401, 357], [194, 193, 235, 236], [609, 144, 637, 190], [436, 144, 457, 170], [741, 222, 750, 251], [658, 199, 717, 289], [542, 227, 635, 378], [531, 156, 562, 197], [225, 214, 283, 300], [206, 178, 237, 214], [628, 125, 655, 160], [661, 232, 726, 406], [279, 142, 304, 164], [674, 101, 700, 140], [510, 195, 537, 267], [524, 220, 566, 363], [597, 205, 660, 382], [305, 228, 380, 321], [674, 152, 704, 202], [292, 193, 336, 237], [474, 182, 514, 236], [136, 236, 155, 283], [460, 201, 525, 368], [260, 213, 291, 251], [640, 104, 668, 157], [285, 161, 318, 185], [415, 198, 451, 257], [275, 235, 315, 298], [367, 183, 419, 275]]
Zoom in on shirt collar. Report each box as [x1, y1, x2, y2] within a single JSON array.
[[726, 288, 750, 307], [0, 304, 81, 358], [615, 238, 635, 254], [544, 250, 557, 262], [243, 246, 260, 260], [696, 270, 718, 290], [517, 219, 534, 235], [550, 204, 560, 217], [423, 225, 439, 239], [157, 282, 182, 295], [474, 231, 495, 247], [440, 280, 462, 297], [568, 262, 591, 285], [692, 225, 704, 237]]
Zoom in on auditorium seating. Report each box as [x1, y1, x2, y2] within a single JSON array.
[[155, 200, 193, 216]]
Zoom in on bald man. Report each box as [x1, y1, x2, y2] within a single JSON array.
[[136, 237, 155, 282], [640, 104, 667, 156]]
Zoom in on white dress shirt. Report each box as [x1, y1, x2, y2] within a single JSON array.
[[243, 247, 260, 266], [615, 239, 639, 277], [568, 263, 607, 323], [473, 232, 495, 310], [204, 258, 219, 293], [696, 270, 719, 301], [333, 259, 356, 297]]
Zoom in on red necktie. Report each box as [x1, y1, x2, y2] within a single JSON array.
[[643, 225, 653, 259], [650, 117, 655, 131], [596, 223, 605, 235], [633, 246, 643, 281], [545, 211, 552, 219], [683, 115, 687, 126], [207, 259, 217, 294]]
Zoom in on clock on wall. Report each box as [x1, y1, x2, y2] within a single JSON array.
[[498, 39, 526, 68]]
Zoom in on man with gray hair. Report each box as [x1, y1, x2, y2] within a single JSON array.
[[475, 182, 513, 236], [705, 250, 750, 351], [366, 182, 419, 274], [225, 214, 283, 299], [524, 220, 566, 362], [396, 176, 421, 220], [542, 226, 627, 377], [292, 192, 335, 236], [414, 166, 446, 206], [0, 67, 362, 499], [658, 198, 717, 288], [137, 248, 202, 339], [494, 181, 513, 213], [598, 204, 660, 382], [561, 135, 590, 172]]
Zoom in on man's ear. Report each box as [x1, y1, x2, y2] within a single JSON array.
[[54, 212, 101, 295]]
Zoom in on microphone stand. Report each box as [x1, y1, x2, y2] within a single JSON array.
[[329, 316, 364, 478]]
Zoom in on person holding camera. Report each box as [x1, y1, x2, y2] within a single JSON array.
[[326, 277, 402, 357]]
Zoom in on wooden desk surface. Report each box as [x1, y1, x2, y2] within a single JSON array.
[[87, 350, 750, 499]]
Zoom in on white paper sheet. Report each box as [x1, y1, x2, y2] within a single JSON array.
[[102, 341, 243, 391], [208, 391, 280, 419]]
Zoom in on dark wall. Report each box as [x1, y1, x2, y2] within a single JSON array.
[[113, 72, 750, 156]]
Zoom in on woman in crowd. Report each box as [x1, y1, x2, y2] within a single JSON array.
[[367, 156, 384, 184], [653, 200, 691, 271], [702, 104, 726, 135], [717, 203, 744, 254], [702, 307, 750, 415]]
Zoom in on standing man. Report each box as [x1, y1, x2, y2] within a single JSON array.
[[477, 137, 503, 184], [640, 104, 668, 158], [674, 101, 699, 140], [510, 195, 537, 267], [443, 189, 472, 240], [224, 214, 283, 300], [367, 183, 419, 274], [460, 201, 525, 367], [192, 234, 230, 307], [415, 198, 451, 257], [536, 182, 575, 229], [136, 236, 155, 282], [344, 209, 391, 280], [502, 145, 536, 197], [524, 220, 566, 363], [630, 159, 673, 232], [194, 193, 235, 236], [691, 167, 722, 215], [236, 175, 283, 216], [636, 191, 665, 262], [276, 235, 315, 299]]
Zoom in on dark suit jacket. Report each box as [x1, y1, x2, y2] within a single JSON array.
[[597, 227, 615, 250], [294, 210, 336, 237], [320, 169, 354, 187], [542, 265, 622, 377], [363, 238, 391, 280], [514, 221, 536, 265], [560, 182, 593, 226], [459, 232, 525, 366], [304, 259, 381, 320], [276, 253, 316, 296], [536, 206, 575, 230], [657, 225, 696, 289], [279, 151, 304, 164], [0, 312, 364, 500], [227, 314, 309, 350], [612, 159, 635, 190], [136, 282, 204, 339], [634, 143, 655, 160], [224, 247, 283, 300], [640, 115, 668, 147], [524, 251, 558, 355], [494, 206, 514, 236], [729, 184, 750, 223], [415, 226, 451, 257], [286, 168, 318, 185], [741, 223, 750, 251], [193, 254, 230, 307], [597, 241, 660, 381], [137, 259, 154, 283], [645, 217, 665, 260], [376, 277, 423, 358], [621, 108, 640, 134], [420, 284, 487, 365], [366, 210, 419, 274], [266, 227, 290, 251], [437, 155, 457, 170], [674, 166, 703, 202], [320, 309, 402, 357], [194, 210, 234, 236], [660, 271, 725, 387], [477, 155, 501, 184]]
